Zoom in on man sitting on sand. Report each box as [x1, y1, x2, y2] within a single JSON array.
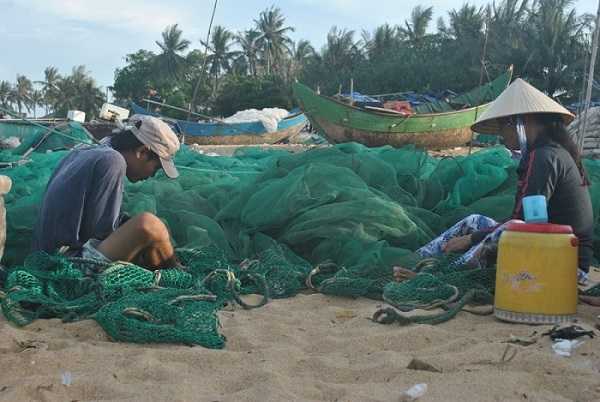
[[33, 115, 181, 270]]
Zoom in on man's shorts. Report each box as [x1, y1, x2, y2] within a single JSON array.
[[61, 239, 111, 263], [81, 239, 111, 263]]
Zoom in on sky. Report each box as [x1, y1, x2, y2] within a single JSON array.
[[0, 0, 598, 91]]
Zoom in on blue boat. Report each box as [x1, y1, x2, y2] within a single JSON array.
[[130, 103, 307, 145]]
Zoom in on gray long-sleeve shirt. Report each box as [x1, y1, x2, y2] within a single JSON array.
[[471, 138, 594, 271], [32, 144, 126, 254]]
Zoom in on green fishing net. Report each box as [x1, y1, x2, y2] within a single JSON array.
[[2, 142, 600, 347]]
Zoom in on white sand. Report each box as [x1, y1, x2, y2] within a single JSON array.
[[0, 290, 599, 402]]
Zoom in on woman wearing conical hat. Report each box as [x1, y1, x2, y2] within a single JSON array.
[[402, 78, 593, 284]]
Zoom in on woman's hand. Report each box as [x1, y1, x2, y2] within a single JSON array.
[[442, 235, 472, 253]]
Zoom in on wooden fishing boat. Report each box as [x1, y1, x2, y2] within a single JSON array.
[[130, 103, 308, 145], [0, 119, 96, 154], [293, 68, 513, 149]]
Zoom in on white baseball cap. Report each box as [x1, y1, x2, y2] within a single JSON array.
[[128, 114, 180, 178]]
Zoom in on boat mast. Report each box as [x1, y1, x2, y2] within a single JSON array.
[[470, 15, 490, 155], [189, 0, 219, 121], [577, 0, 600, 153]]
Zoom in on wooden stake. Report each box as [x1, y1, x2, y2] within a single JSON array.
[[578, 0, 600, 152]]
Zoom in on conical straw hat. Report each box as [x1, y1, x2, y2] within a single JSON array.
[[471, 78, 575, 134]]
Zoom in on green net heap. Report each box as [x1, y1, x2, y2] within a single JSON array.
[[3, 142, 600, 347]]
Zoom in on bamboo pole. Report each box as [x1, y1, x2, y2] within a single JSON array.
[[577, 39, 589, 116], [189, 0, 219, 120], [142, 99, 212, 120], [578, 0, 600, 153], [471, 18, 490, 155]]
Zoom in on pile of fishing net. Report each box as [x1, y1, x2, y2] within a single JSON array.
[[2, 142, 600, 347]]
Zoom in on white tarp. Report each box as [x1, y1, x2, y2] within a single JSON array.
[[221, 108, 289, 133]]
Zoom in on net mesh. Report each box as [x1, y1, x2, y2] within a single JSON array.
[[2, 142, 600, 347]]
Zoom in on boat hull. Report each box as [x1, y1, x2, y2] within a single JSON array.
[[130, 103, 307, 145], [312, 116, 473, 149], [293, 71, 510, 150], [184, 122, 305, 145]]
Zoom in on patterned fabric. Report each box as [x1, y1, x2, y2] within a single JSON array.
[[418, 214, 589, 282], [417, 214, 522, 266]]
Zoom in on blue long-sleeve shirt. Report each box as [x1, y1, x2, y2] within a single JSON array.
[[32, 144, 126, 253]]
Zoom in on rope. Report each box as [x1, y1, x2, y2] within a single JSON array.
[[202, 269, 269, 309], [373, 289, 492, 326], [383, 284, 460, 312], [234, 272, 269, 309], [306, 261, 339, 290]]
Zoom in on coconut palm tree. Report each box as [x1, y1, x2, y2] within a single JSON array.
[[439, 4, 485, 41], [254, 6, 294, 75], [237, 29, 261, 76], [289, 39, 316, 78], [13, 75, 33, 116], [322, 27, 363, 73], [37, 66, 61, 115], [434, 5, 486, 90], [53, 66, 105, 119], [29, 89, 44, 119], [487, 0, 530, 75], [400, 6, 434, 48], [524, 0, 590, 96], [367, 24, 400, 60], [202, 25, 240, 95], [155, 24, 191, 81], [77, 80, 105, 119], [0, 81, 13, 111]]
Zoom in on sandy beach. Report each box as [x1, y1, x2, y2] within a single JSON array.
[[1, 279, 599, 402], [0, 145, 598, 402]]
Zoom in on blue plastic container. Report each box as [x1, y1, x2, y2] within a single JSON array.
[[522, 195, 548, 223]]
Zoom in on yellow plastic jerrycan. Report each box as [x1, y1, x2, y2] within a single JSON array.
[[494, 222, 578, 324]]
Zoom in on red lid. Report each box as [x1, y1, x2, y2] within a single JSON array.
[[505, 222, 573, 234]]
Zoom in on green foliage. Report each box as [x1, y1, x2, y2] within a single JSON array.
[[213, 75, 292, 117], [113, 50, 157, 101], [52, 66, 105, 119], [2, 66, 105, 120], [254, 6, 295, 75]]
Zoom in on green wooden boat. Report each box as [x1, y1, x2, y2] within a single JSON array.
[[293, 68, 513, 149]]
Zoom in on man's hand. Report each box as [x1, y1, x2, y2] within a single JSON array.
[[393, 266, 417, 282], [442, 235, 472, 253]]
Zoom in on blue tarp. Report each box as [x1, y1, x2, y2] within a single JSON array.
[[340, 92, 383, 108]]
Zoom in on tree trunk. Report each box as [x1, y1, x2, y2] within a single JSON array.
[[213, 72, 218, 97]]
